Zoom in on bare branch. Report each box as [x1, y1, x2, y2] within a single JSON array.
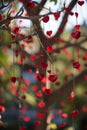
[[53, 0, 78, 38], [54, 38, 87, 52], [0, 9, 63, 26], [0, 0, 11, 10], [0, 33, 36, 46], [34, 0, 47, 13]]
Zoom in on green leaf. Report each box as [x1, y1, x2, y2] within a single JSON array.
[[50, 0, 57, 4]]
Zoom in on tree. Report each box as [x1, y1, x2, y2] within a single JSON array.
[[0, 0, 87, 130]]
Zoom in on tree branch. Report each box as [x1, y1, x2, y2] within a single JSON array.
[[34, 0, 47, 13], [54, 38, 87, 52], [53, 0, 78, 38]]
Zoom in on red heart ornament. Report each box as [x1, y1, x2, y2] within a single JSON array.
[[38, 102, 45, 108], [75, 12, 78, 18], [27, 1, 35, 9], [37, 73, 45, 81], [61, 113, 68, 119], [54, 12, 60, 20], [48, 74, 58, 82], [0, 105, 5, 113], [13, 27, 20, 34], [24, 117, 30, 122], [37, 112, 44, 119], [19, 126, 26, 130], [10, 76, 17, 83], [21, 95, 26, 100], [30, 55, 36, 61], [72, 61, 81, 70], [28, 36, 33, 42], [42, 87, 52, 95], [42, 16, 49, 23], [59, 123, 66, 128], [34, 121, 41, 126], [67, 97, 73, 102], [46, 30, 52, 36], [78, 1, 84, 6], [40, 62, 48, 69], [36, 91, 42, 97], [71, 31, 81, 39], [47, 70, 51, 74], [46, 46, 53, 52], [0, 14, 3, 21], [74, 24, 80, 31], [71, 110, 79, 117]]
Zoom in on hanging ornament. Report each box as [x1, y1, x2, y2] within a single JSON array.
[[72, 61, 81, 70], [42, 86, 52, 95], [10, 76, 17, 83], [71, 31, 81, 39], [19, 35, 40, 55], [78, 1, 84, 6], [9, 20, 40, 55], [0, 105, 5, 113], [71, 110, 79, 117], [42, 16, 49, 23], [37, 101, 45, 108], [48, 74, 58, 82]]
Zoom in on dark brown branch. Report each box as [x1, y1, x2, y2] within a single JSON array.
[[30, 0, 78, 47], [45, 69, 87, 108], [53, 0, 78, 38], [54, 38, 87, 52], [35, 0, 47, 13], [0, 33, 36, 46], [0, 0, 11, 10], [0, 10, 63, 26]]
